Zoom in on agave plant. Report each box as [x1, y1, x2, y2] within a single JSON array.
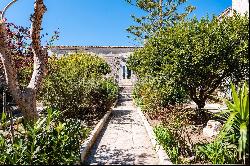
[[219, 81, 249, 164]]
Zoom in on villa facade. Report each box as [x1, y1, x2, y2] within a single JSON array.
[[218, 0, 249, 19]]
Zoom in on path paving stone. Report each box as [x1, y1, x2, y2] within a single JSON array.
[[84, 102, 159, 165]]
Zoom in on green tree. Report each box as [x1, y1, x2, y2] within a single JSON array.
[[128, 14, 249, 114], [126, 0, 195, 43]]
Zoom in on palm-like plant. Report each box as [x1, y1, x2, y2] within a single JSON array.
[[219, 81, 249, 164]]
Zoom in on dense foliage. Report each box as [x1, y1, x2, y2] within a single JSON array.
[[154, 125, 184, 164], [221, 82, 249, 163], [132, 78, 188, 112], [39, 53, 119, 119], [0, 108, 90, 164], [128, 14, 249, 112], [196, 139, 238, 164]]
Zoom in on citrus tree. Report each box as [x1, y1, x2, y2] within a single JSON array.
[[128, 14, 249, 114]]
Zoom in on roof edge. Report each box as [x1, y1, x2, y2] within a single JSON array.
[[49, 45, 142, 49], [218, 6, 232, 19]]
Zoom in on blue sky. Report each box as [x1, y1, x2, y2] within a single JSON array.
[[1, 0, 231, 46]]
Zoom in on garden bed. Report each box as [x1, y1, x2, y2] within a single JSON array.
[[141, 104, 227, 164]]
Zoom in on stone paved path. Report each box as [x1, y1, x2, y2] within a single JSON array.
[[84, 101, 159, 165]]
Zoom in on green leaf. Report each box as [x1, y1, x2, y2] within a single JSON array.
[[225, 100, 237, 112], [242, 82, 249, 121], [238, 122, 247, 162], [219, 112, 237, 139], [230, 82, 240, 112], [35, 117, 46, 131], [1, 111, 6, 124], [244, 94, 249, 125]]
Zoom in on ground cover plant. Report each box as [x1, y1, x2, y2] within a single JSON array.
[[0, 107, 91, 164], [152, 106, 207, 164]]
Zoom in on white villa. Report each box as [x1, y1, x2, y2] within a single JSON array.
[[218, 0, 249, 19]]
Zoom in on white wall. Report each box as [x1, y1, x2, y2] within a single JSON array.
[[232, 0, 249, 15]]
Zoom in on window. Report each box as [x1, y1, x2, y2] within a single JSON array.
[[127, 68, 131, 79], [122, 66, 126, 79]]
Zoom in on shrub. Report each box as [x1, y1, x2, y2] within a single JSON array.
[[132, 78, 188, 112], [0, 107, 90, 164], [154, 125, 180, 164], [39, 53, 119, 119]]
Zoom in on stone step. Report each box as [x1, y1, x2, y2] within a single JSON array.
[[119, 87, 133, 94], [118, 85, 133, 102], [118, 93, 132, 102], [119, 92, 132, 97]]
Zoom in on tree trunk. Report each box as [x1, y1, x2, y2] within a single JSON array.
[[18, 89, 38, 122], [196, 100, 207, 123], [159, 0, 163, 27], [0, 0, 47, 123], [197, 100, 206, 109], [190, 90, 208, 123]]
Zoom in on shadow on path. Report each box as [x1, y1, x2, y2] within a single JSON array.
[[84, 103, 159, 165]]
